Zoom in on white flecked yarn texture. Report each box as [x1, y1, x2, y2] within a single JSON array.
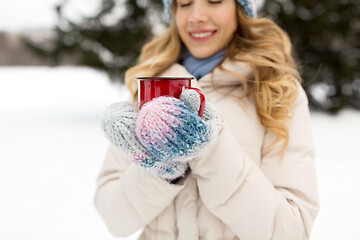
[[101, 88, 218, 180], [102, 101, 189, 180]]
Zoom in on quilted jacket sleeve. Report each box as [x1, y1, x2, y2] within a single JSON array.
[[189, 84, 319, 240], [93, 143, 186, 237]]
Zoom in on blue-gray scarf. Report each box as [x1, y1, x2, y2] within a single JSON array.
[[180, 48, 226, 80]]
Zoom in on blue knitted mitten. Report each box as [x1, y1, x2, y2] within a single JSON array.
[[102, 102, 189, 180], [135, 88, 218, 162]]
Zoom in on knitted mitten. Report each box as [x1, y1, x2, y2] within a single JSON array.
[[180, 86, 216, 121], [102, 102, 188, 180], [135, 88, 217, 162]]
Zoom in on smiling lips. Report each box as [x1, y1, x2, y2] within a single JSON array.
[[189, 30, 217, 42]]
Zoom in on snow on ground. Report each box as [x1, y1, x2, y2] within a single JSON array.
[[0, 67, 140, 239], [310, 110, 360, 240], [0, 67, 359, 239]]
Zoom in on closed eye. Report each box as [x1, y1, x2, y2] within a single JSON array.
[[179, 2, 192, 7], [209, 0, 222, 4]]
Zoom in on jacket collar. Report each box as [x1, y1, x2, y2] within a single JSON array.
[[159, 59, 252, 90]]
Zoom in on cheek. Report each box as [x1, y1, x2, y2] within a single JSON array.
[[175, 14, 188, 41], [215, 7, 237, 32], [175, 12, 185, 30], [220, 18, 237, 38]]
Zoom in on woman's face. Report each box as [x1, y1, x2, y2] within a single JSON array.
[[175, 0, 238, 59]]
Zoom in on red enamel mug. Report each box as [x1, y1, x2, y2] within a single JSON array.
[[137, 77, 206, 117]]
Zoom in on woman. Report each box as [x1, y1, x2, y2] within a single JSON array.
[[94, 0, 320, 239]]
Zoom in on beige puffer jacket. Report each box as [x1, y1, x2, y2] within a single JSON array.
[[94, 60, 319, 240]]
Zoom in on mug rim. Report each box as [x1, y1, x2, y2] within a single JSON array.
[[136, 77, 194, 80]]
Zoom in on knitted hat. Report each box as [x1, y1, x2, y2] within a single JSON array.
[[163, 0, 257, 22]]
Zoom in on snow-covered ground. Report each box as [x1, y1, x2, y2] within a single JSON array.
[[0, 67, 359, 239]]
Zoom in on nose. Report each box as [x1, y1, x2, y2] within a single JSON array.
[[188, 4, 208, 24]]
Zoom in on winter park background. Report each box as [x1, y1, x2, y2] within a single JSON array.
[[1, 0, 360, 239]]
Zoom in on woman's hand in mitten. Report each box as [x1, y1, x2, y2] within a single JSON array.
[[101, 102, 188, 181], [135, 88, 219, 163]]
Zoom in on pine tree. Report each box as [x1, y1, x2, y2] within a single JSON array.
[[262, 0, 360, 112], [25, 0, 165, 81]]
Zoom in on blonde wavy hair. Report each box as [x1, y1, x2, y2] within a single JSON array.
[[125, 2, 300, 159]]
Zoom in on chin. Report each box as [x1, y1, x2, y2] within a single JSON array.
[[188, 49, 216, 59]]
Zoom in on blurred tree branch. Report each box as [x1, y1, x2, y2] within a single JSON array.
[[262, 0, 360, 112]]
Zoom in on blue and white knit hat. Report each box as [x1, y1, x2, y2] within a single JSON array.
[[163, 0, 257, 22]]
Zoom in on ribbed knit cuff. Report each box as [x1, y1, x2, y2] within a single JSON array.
[[167, 166, 191, 185]]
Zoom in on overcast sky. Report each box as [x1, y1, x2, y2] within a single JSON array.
[[0, 0, 100, 32], [0, 0, 59, 31]]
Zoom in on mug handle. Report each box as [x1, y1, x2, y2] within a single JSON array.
[[184, 87, 206, 118]]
